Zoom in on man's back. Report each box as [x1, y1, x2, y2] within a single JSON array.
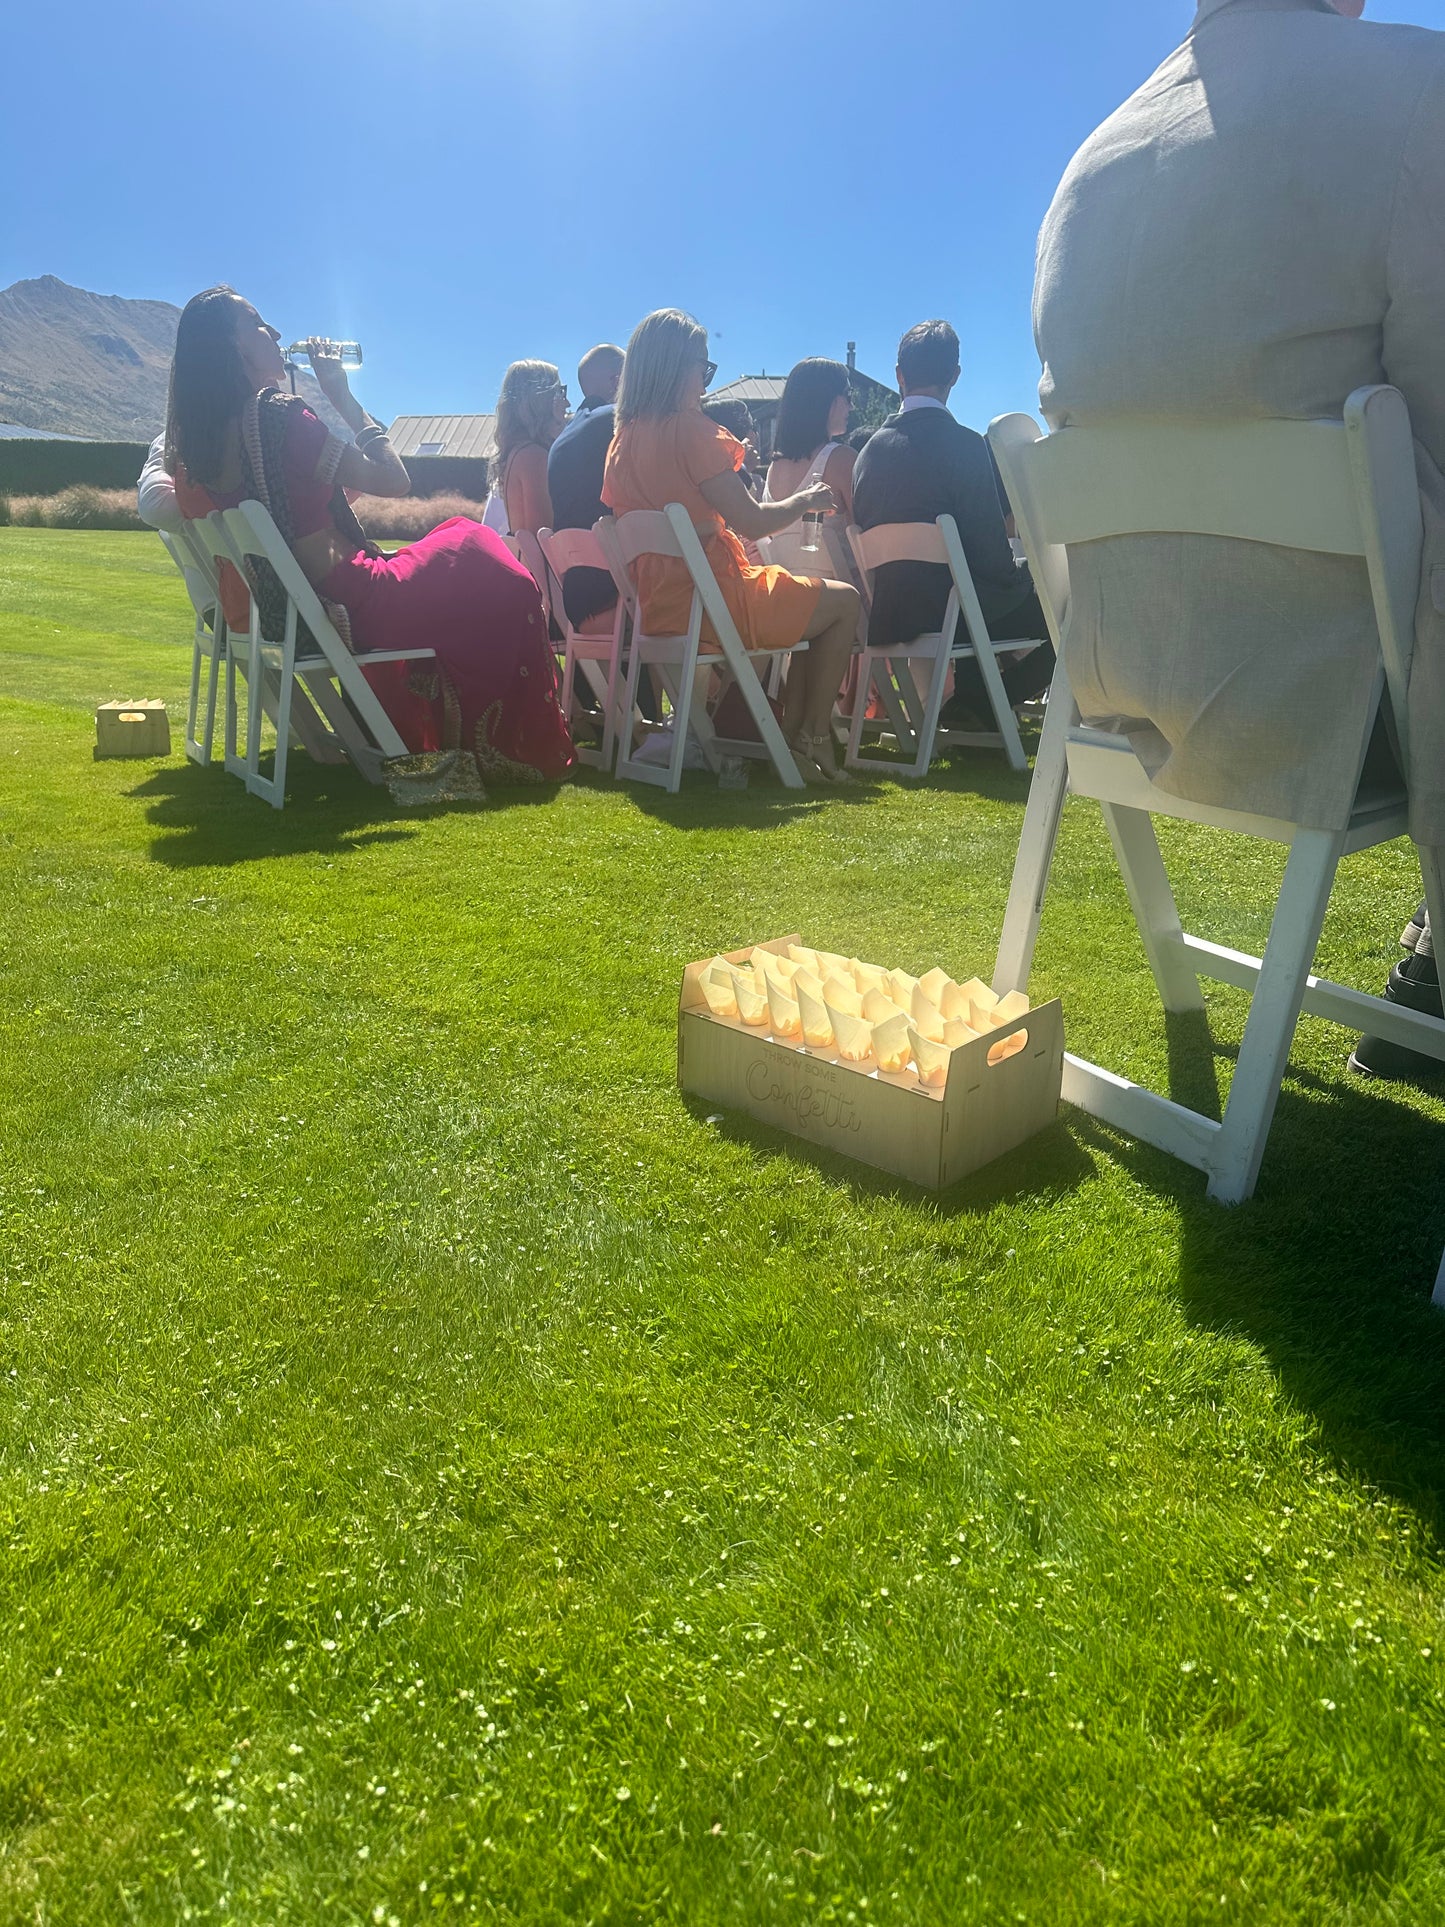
[[1034, 0, 1445, 838], [853, 407, 1027, 647], [545, 402, 616, 625]]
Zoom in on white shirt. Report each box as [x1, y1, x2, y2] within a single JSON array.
[[136, 433, 183, 533], [900, 395, 948, 414]]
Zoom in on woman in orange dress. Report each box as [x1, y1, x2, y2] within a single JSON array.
[[602, 309, 860, 784]]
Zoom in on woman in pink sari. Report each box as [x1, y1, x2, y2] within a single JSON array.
[[166, 287, 574, 783]]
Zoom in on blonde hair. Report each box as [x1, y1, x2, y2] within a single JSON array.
[[494, 359, 562, 479], [615, 310, 708, 425]]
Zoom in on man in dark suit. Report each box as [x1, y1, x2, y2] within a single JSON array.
[[546, 342, 624, 630], [852, 320, 1053, 726]]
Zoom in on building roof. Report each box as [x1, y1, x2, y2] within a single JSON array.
[[387, 414, 497, 461], [709, 376, 786, 407], [711, 365, 897, 409]]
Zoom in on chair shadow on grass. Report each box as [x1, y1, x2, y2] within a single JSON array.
[[1067, 1035, 1445, 1544], [130, 755, 566, 869], [619, 737, 1036, 835]]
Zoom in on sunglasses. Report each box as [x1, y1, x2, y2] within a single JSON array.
[[701, 359, 718, 389]]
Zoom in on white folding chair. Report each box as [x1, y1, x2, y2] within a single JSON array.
[[989, 385, 1445, 1206], [596, 506, 807, 793], [537, 526, 629, 773], [159, 526, 226, 765], [844, 516, 1031, 778], [503, 529, 551, 623], [186, 502, 438, 809]]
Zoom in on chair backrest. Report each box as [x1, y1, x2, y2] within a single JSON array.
[[990, 387, 1422, 770], [608, 504, 762, 665], [592, 516, 637, 620], [538, 524, 607, 576], [848, 520, 948, 571], [847, 514, 992, 652], [610, 507, 685, 567], [506, 528, 554, 627], [160, 525, 222, 620], [537, 525, 624, 650], [180, 511, 248, 615], [213, 501, 350, 658]]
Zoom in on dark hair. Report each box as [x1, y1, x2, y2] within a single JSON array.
[[165, 286, 254, 487], [847, 423, 875, 454], [896, 320, 960, 391], [773, 358, 850, 460], [702, 397, 755, 442]]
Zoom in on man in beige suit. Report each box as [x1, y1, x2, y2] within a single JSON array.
[[1034, 0, 1445, 1075]]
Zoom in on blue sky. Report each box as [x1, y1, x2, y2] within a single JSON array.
[[4, 0, 1442, 431]]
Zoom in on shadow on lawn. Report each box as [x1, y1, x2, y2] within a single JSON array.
[[130, 758, 564, 868], [684, 1093, 1093, 1217], [616, 734, 1036, 833], [1070, 1057, 1445, 1542]]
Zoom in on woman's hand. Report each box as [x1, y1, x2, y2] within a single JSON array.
[[306, 340, 353, 404], [793, 481, 836, 516]]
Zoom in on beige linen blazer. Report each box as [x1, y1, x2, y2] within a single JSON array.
[[1034, 0, 1445, 839]]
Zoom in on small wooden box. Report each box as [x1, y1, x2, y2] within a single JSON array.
[[95, 699, 170, 759], [678, 936, 1064, 1190]]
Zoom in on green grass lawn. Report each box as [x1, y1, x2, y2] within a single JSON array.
[[2, 528, 1444, 1926]]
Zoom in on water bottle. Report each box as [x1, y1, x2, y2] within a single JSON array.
[[799, 510, 823, 554], [286, 339, 363, 371]]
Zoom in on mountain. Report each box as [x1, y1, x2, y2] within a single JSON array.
[[0, 277, 179, 439], [0, 276, 343, 442]]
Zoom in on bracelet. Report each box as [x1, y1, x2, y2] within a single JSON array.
[[355, 424, 390, 450]]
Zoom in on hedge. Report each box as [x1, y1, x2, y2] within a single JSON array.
[[0, 443, 490, 503], [401, 454, 490, 499], [0, 440, 153, 496]]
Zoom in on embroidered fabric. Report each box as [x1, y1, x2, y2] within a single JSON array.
[[238, 390, 379, 644]]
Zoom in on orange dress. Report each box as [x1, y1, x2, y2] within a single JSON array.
[[602, 409, 821, 651]]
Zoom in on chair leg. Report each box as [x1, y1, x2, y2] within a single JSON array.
[[718, 650, 803, 790], [613, 645, 646, 780], [267, 652, 294, 809], [1206, 827, 1344, 1205], [201, 631, 221, 763], [908, 644, 952, 779], [599, 642, 621, 775], [1100, 803, 1205, 1014], [664, 645, 701, 794], [186, 633, 205, 764], [844, 652, 874, 769], [884, 659, 921, 755], [224, 636, 243, 777], [993, 676, 1075, 995], [973, 642, 1028, 772], [245, 623, 265, 789]]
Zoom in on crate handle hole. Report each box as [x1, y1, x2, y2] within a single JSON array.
[[986, 1029, 1028, 1068]]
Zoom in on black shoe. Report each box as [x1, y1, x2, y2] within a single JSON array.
[[1348, 950, 1444, 1083], [938, 695, 994, 733]]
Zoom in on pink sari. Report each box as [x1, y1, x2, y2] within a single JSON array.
[[179, 394, 575, 783], [322, 519, 575, 782]]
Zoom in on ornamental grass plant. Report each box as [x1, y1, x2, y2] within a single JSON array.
[[1, 528, 1444, 1925]]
